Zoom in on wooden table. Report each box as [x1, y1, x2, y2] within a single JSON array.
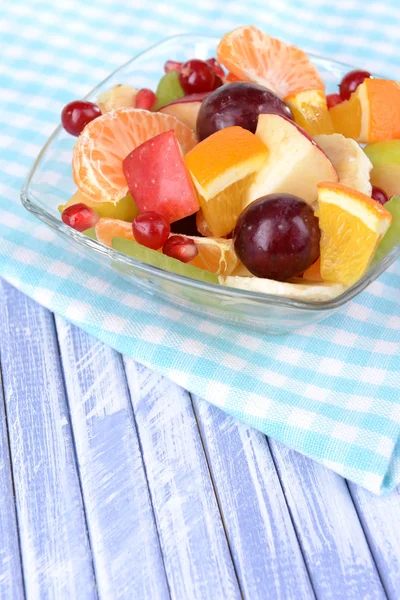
[[1, 279, 400, 599]]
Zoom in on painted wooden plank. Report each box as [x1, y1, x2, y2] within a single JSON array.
[[269, 439, 386, 599], [0, 281, 96, 600], [54, 316, 169, 600], [0, 371, 24, 600], [349, 483, 400, 599], [123, 358, 241, 600], [192, 396, 314, 600]]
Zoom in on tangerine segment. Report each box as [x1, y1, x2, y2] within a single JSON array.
[[188, 236, 239, 275], [285, 90, 334, 135], [330, 79, 400, 143], [95, 218, 135, 247], [73, 108, 197, 205], [317, 182, 392, 286], [217, 25, 324, 99], [185, 126, 268, 236]]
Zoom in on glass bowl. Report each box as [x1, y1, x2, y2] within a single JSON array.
[[21, 35, 400, 335]]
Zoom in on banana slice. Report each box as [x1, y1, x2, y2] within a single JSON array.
[[220, 275, 347, 301], [314, 133, 372, 196]]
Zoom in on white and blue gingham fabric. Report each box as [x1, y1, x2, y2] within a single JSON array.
[[1, 0, 399, 494]]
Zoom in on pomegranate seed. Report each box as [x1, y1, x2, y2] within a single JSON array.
[[326, 93, 343, 109], [62, 203, 99, 231], [206, 58, 225, 78], [133, 211, 170, 250], [212, 75, 224, 90], [371, 185, 389, 205], [339, 69, 371, 101], [135, 88, 157, 111], [179, 59, 215, 95], [163, 235, 198, 263], [61, 100, 101, 136], [164, 60, 182, 73]]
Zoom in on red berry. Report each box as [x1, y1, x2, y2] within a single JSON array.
[[61, 203, 99, 231], [339, 69, 371, 101], [326, 93, 343, 109], [206, 58, 225, 78], [164, 60, 182, 73], [212, 75, 224, 90], [163, 235, 198, 263], [135, 88, 157, 111], [371, 185, 389, 205], [61, 100, 101, 136], [133, 211, 170, 250], [179, 59, 215, 95]]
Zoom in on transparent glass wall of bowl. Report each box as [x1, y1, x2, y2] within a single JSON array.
[[21, 35, 400, 335]]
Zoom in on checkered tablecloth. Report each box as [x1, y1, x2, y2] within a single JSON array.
[[1, 0, 399, 493]]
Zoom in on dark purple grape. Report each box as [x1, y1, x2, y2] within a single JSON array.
[[233, 194, 320, 281], [196, 82, 293, 141]]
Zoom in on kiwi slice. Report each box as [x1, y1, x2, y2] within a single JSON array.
[[372, 195, 400, 265], [153, 71, 185, 111], [112, 237, 218, 284]]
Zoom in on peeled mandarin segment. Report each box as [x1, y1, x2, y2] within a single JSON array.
[[58, 190, 139, 221], [225, 72, 242, 83], [72, 108, 197, 205], [185, 126, 268, 237], [217, 25, 324, 99], [285, 90, 334, 135], [95, 218, 135, 247], [317, 182, 392, 286], [187, 237, 239, 276], [330, 79, 400, 143]]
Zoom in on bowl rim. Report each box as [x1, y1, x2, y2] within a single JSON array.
[[20, 33, 400, 313]]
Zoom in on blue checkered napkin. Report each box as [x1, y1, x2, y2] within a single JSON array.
[[1, 0, 399, 493]]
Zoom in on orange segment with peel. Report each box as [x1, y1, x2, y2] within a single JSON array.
[[329, 79, 400, 143], [317, 182, 392, 286], [285, 90, 333, 136], [72, 108, 197, 205], [217, 25, 325, 99], [184, 126, 268, 237]]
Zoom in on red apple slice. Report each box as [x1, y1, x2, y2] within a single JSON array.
[[122, 130, 199, 223], [158, 92, 210, 130], [246, 113, 338, 207]]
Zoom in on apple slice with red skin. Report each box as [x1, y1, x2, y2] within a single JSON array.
[[158, 92, 210, 131], [122, 130, 199, 224], [246, 113, 338, 207]]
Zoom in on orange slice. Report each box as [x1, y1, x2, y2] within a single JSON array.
[[317, 182, 392, 285], [285, 90, 333, 135], [188, 236, 238, 275], [329, 79, 400, 143], [184, 126, 268, 237], [217, 25, 324, 99], [95, 218, 135, 247], [302, 257, 323, 282], [73, 108, 197, 205]]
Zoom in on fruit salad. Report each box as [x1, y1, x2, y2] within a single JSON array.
[[59, 25, 400, 302]]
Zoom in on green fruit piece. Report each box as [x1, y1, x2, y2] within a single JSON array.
[[364, 141, 400, 198], [112, 237, 219, 284], [83, 227, 97, 240], [58, 191, 139, 221], [372, 195, 400, 265], [153, 71, 185, 111]]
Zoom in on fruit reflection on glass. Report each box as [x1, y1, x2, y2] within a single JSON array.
[[59, 25, 399, 302]]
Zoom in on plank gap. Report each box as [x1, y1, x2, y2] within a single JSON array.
[[0, 365, 26, 600], [190, 392, 245, 600]]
